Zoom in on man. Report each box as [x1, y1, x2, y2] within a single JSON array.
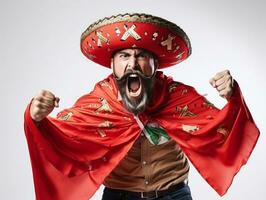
[[24, 13, 259, 200]]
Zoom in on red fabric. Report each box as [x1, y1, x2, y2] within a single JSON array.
[[24, 72, 259, 200]]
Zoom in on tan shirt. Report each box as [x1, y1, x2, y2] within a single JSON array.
[[103, 133, 189, 192]]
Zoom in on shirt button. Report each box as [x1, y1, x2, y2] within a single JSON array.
[[145, 180, 149, 185], [142, 161, 147, 165], [141, 132, 144, 136]]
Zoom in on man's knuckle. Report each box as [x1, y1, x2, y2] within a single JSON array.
[[35, 101, 42, 107], [226, 69, 230, 74], [32, 100, 40, 107], [39, 89, 47, 95]]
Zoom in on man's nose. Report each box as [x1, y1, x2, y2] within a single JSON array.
[[127, 56, 139, 70]]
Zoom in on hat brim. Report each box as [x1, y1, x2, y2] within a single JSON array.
[[81, 13, 191, 69]]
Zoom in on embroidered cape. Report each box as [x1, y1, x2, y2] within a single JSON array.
[[24, 72, 259, 200]]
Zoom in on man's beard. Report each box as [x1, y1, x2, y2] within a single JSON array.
[[115, 69, 155, 115]]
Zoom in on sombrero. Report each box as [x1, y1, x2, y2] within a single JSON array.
[[81, 13, 191, 69]]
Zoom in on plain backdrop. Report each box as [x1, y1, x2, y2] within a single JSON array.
[[0, 0, 265, 199]]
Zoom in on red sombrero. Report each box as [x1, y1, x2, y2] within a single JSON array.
[[81, 13, 191, 69]]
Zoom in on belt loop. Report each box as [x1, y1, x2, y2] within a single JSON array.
[[155, 190, 158, 198]]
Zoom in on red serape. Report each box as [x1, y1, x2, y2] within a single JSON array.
[[24, 71, 259, 200]]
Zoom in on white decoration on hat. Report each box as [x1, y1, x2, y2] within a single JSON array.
[[115, 27, 121, 36], [173, 45, 180, 53], [152, 32, 158, 41], [176, 51, 185, 60], [96, 31, 109, 47], [121, 24, 141, 41]]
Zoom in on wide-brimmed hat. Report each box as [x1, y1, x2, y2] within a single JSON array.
[[81, 13, 191, 69]]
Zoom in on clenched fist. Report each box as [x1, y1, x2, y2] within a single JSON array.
[[209, 70, 234, 99], [30, 90, 60, 122]]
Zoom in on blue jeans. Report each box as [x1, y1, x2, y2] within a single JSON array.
[[102, 185, 193, 200]]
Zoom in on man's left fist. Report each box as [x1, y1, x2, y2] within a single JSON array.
[[209, 70, 234, 99]]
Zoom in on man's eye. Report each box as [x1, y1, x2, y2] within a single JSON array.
[[138, 53, 149, 59], [120, 54, 129, 58]]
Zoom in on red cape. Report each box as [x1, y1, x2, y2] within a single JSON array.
[[24, 72, 259, 200]]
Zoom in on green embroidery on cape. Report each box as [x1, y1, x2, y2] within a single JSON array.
[[144, 125, 170, 145]]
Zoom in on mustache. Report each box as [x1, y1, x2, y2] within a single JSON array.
[[115, 69, 150, 83]]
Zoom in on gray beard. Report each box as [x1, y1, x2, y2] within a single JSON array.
[[122, 88, 149, 115], [115, 70, 155, 115]]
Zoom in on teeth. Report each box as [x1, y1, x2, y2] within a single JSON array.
[[129, 74, 138, 77]]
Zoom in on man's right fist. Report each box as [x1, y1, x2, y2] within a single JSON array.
[[30, 90, 60, 122]]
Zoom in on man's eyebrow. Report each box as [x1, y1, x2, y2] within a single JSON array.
[[136, 51, 152, 57], [117, 51, 128, 54], [137, 51, 148, 55], [116, 51, 130, 55], [115, 50, 152, 56]]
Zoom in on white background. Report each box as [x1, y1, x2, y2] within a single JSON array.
[[0, 0, 265, 199]]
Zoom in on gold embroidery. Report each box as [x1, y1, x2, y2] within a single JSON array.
[[97, 129, 106, 137], [98, 121, 113, 128], [161, 34, 175, 50], [121, 24, 141, 41], [203, 99, 215, 108], [95, 98, 112, 113], [182, 124, 199, 133], [217, 127, 229, 136], [181, 89, 188, 95], [176, 51, 184, 60], [173, 45, 180, 53], [87, 103, 100, 109], [176, 105, 196, 117], [58, 112, 73, 121], [99, 81, 113, 90], [123, 116, 131, 121], [96, 31, 109, 47], [169, 83, 179, 93]]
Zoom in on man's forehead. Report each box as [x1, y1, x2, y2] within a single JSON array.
[[115, 48, 150, 55], [113, 48, 154, 57]]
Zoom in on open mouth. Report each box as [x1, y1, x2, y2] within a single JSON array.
[[126, 74, 142, 98]]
